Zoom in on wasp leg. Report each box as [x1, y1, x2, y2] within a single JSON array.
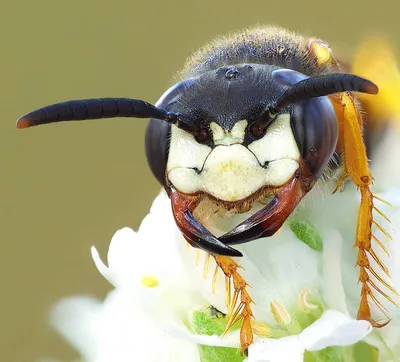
[[212, 254, 254, 354], [220, 173, 308, 245], [330, 92, 398, 327], [170, 191, 242, 257]]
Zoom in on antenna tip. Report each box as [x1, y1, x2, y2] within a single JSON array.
[[16, 116, 32, 129], [363, 80, 379, 95]]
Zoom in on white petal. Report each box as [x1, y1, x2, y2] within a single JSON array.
[[107, 227, 137, 271], [90, 228, 143, 288], [103, 227, 147, 288], [50, 296, 102, 362], [51, 289, 201, 362], [91, 246, 114, 285], [363, 330, 396, 362], [96, 289, 200, 362], [321, 231, 348, 313], [247, 336, 305, 362], [299, 310, 372, 351], [371, 128, 400, 188], [167, 326, 240, 348]]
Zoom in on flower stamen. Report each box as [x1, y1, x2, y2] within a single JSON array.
[[212, 265, 219, 294], [225, 275, 231, 309], [270, 300, 291, 325], [298, 289, 319, 312], [203, 254, 211, 279], [251, 320, 271, 337]]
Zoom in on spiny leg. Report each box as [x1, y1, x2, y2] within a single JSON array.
[[212, 254, 254, 354], [330, 92, 398, 326]]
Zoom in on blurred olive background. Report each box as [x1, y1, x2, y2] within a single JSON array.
[[1, 0, 399, 361]]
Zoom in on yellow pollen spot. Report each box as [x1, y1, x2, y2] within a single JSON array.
[[140, 275, 159, 288], [251, 320, 272, 337], [270, 300, 291, 324], [298, 289, 319, 312], [310, 41, 332, 67]]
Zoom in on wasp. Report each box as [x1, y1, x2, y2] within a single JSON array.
[[17, 27, 394, 352]]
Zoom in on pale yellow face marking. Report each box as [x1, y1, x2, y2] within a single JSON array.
[[209, 120, 248, 146]]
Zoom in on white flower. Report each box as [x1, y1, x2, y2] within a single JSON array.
[[50, 185, 400, 362]]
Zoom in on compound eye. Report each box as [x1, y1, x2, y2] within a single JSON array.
[[291, 97, 338, 177], [145, 77, 197, 188], [195, 127, 210, 143]]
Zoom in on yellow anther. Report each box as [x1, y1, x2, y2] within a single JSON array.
[[195, 249, 201, 266], [140, 275, 159, 288], [251, 320, 272, 337], [298, 289, 319, 312], [203, 254, 211, 279], [270, 300, 291, 325], [212, 265, 219, 294]]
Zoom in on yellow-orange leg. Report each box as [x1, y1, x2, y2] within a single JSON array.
[[330, 92, 398, 327], [212, 255, 254, 353]]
